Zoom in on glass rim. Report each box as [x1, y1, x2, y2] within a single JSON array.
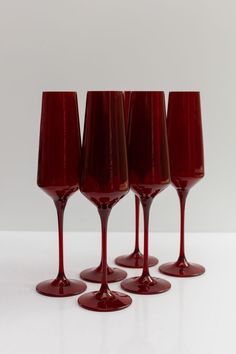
[[126, 90, 164, 93], [42, 91, 77, 94], [169, 91, 200, 94], [86, 90, 123, 94]]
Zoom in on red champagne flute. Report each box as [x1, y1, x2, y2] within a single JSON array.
[[159, 92, 205, 277], [36, 92, 87, 297], [115, 91, 158, 268], [79, 93, 127, 284], [121, 91, 171, 295], [78, 91, 132, 311]]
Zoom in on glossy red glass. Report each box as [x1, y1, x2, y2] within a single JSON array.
[[79, 92, 127, 283], [121, 91, 171, 295], [78, 91, 132, 311], [159, 92, 205, 277], [115, 91, 158, 268], [36, 92, 87, 297]]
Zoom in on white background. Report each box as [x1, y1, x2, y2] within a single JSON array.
[[0, 0, 235, 232]]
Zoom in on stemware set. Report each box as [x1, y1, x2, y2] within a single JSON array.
[[36, 90, 205, 312]]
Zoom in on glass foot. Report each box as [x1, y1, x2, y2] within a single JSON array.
[[78, 288, 132, 312], [121, 275, 171, 295], [36, 278, 87, 297], [115, 251, 158, 268], [80, 265, 127, 283], [159, 261, 205, 277]]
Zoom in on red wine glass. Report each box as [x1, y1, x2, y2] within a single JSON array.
[[159, 92, 205, 277], [36, 92, 87, 297], [78, 91, 132, 311], [115, 91, 158, 268], [121, 91, 171, 295], [79, 92, 127, 284]]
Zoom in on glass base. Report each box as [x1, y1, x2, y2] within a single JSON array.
[[80, 265, 127, 283], [115, 251, 158, 268], [78, 289, 132, 312], [159, 261, 205, 277], [36, 278, 87, 297], [121, 275, 171, 295]]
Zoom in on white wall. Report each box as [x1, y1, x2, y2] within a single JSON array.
[[0, 0, 235, 232]]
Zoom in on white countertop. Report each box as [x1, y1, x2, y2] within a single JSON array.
[[0, 231, 234, 354]]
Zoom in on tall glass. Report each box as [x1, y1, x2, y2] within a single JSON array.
[[159, 92, 205, 277], [121, 91, 171, 294], [36, 92, 87, 297], [115, 91, 158, 268], [78, 91, 132, 311]]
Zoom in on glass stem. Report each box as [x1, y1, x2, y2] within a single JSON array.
[[98, 207, 111, 292], [54, 198, 67, 280], [140, 197, 153, 277], [177, 189, 189, 263], [134, 195, 140, 253]]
